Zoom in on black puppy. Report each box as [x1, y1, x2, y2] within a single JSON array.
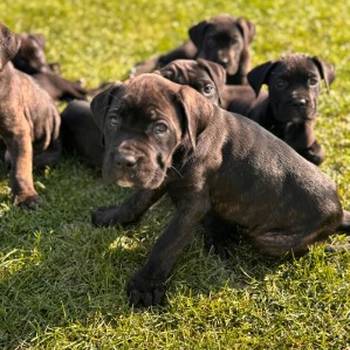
[[90, 74, 349, 307], [242, 54, 335, 165], [131, 14, 255, 85]]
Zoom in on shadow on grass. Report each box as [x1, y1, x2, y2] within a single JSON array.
[[0, 194, 287, 349]]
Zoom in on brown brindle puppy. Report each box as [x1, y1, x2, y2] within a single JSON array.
[[60, 59, 225, 167], [241, 54, 335, 165], [131, 14, 255, 85], [0, 24, 61, 208], [12, 33, 49, 74], [12, 32, 87, 101], [90, 73, 350, 307]]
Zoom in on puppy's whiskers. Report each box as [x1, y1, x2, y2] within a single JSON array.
[[170, 165, 183, 178]]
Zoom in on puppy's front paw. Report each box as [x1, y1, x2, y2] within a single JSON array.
[[127, 272, 165, 307], [15, 194, 41, 210], [91, 206, 121, 227]]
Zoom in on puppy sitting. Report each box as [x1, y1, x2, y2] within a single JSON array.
[[0, 23, 61, 208], [131, 14, 255, 85], [90, 73, 349, 307], [243, 54, 335, 165], [12, 32, 87, 101]]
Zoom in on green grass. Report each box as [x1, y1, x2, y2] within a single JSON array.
[[1, 0, 350, 348]]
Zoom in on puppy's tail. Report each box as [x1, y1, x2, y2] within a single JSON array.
[[337, 210, 350, 233]]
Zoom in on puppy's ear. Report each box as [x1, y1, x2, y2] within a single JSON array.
[[237, 17, 256, 45], [31, 33, 46, 49], [248, 61, 278, 96], [175, 85, 213, 150], [189, 20, 210, 49], [311, 56, 335, 91], [90, 83, 123, 131], [0, 24, 21, 70], [197, 58, 226, 105]]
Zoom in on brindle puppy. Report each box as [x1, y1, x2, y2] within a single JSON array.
[[90, 73, 350, 307], [0, 23, 61, 208], [60, 59, 225, 167], [131, 14, 255, 85], [12, 33, 49, 74], [244, 54, 335, 165], [12, 32, 87, 101]]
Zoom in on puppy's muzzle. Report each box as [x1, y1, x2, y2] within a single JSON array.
[[114, 152, 138, 170], [289, 97, 309, 109]]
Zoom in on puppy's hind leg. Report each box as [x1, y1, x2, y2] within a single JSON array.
[[202, 212, 241, 259], [252, 227, 336, 257]]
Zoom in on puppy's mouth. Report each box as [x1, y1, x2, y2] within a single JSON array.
[[277, 105, 316, 123], [102, 152, 169, 190]]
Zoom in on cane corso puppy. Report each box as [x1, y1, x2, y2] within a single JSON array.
[[60, 59, 225, 167], [12, 32, 50, 74], [12, 32, 87, 101], [0, 23, 61, 208], [90, 73, 350, 306], [131, 14, 255, 85], [241, 54, 335, 165]]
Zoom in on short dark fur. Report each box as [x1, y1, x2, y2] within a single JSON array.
[[60, 59, 225, 167], [12, 32, 87, 101], [90, 74, 349, 307], [0, 24, 61, 208], [131, 14, 255, 85], [227, 54, 335, 165]]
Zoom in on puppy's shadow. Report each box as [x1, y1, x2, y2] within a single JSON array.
[[0, 182, 292, 348]]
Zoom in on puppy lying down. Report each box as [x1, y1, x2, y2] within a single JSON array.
[[90, 73, 350, 306]]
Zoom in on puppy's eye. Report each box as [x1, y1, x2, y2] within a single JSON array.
[[109, 115, 121, 128], [163, 69, 174, 79], [202, 84, 215, 96], [308, 77, 319, 87], [275, 79, 288, 90], [153, 121, 168, 135]]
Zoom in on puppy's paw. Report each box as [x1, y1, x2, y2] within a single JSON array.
[[127, 272, 165, 307], [15, 194, 41, 210], [91, 206, 119, 227]]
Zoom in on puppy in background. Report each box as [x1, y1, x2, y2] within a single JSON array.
[[131, 14, 255, 85], [245, 54, 335, 165], [12, 31, 87, 101], [0, 23, 61, 208]]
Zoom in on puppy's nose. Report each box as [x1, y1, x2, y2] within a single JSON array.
[[115, 153, 137, 169], [292, 98, 308, 107]]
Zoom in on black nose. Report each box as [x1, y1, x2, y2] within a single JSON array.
[[292, 98, 308, 107], [115, 154, 137, 168]]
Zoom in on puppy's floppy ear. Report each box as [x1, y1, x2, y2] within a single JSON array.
[[0, 24, 21, 70], [90, 83, 123, 131], [311, 56, 335, 91], [248, 61, 278, 96], [189, 20, 210, 49], [236, 17, 256, 45], [175, 85, 213, 151], [31, 33, 46, 49], [197, 58, 226, 105]]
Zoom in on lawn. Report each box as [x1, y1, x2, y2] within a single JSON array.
[[1, 0, 350, 349]]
